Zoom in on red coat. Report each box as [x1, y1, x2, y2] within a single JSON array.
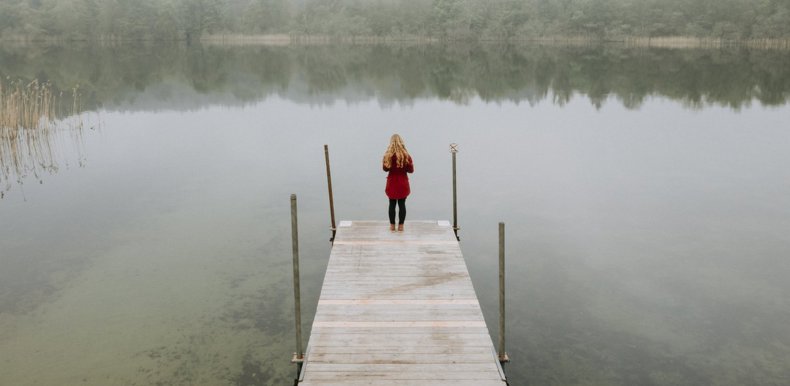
[[383, 155, 414, 199]]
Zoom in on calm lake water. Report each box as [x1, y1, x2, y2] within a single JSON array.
[[1, 44, 790, 385]]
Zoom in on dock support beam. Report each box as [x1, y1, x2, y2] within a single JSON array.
[[324, 144, 337, 242], [290, 194, 305, 367], [450, 143, 460, 240], [498, 222, 510, 363]]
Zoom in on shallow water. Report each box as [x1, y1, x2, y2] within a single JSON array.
[[1, 44, 790, 385]]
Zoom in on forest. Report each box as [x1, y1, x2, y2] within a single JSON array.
[[1, 0, 790, 42]]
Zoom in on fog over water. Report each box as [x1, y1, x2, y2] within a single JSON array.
[[1, 44, 789, 385]]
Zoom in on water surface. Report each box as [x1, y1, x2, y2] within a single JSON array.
[[1, 44, 789, 385]]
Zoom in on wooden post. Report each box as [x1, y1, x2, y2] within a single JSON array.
[[324, 144, 337, 242], [498, 221, 510, 363], [291, 194, 304, 365], [450, 143, 459, 240]]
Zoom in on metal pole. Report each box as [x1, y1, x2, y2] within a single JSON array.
[[450, 143, 459, 240], [498, 221, 510, 363], [290, 194, 304, 365], [324, 144, 336, 242]]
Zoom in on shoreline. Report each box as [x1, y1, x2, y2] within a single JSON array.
[[203, 34, 790, 49], [2, 34, 790, 50]]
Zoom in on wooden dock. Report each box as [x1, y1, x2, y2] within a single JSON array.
[[298, 220, 507, 385]]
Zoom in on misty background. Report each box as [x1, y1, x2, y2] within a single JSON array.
[[2, 0, 790, 42]]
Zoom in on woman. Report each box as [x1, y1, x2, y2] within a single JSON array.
[[382, 134, 414, 232]]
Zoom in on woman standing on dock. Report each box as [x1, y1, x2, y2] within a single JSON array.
[[383, 134, 414, 232]]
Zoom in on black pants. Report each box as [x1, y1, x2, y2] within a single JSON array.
[[388, 198, 406, 225]]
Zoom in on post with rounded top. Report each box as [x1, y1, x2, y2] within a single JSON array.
[[324, 144, 337, 242], [450, 143, 460, 241], [290, 194, 304, 367], [498, 221, 510, 363]]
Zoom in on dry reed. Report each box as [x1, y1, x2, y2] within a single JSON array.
[[1, 78, 83, 198]]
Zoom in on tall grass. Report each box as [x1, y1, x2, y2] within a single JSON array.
[[0, 79, 83, 198]]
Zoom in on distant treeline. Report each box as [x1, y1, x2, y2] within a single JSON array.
[[1, 0, 790, 42]]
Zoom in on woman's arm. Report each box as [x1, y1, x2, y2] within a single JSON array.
[[406, 156, 414, 173]]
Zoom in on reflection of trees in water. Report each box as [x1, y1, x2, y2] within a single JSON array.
[[0, 78, 85, 198], [2, 44, 790, 112], [1, 43, 788, 195]]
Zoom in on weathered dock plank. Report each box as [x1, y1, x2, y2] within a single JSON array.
[[299, 220, 507, 385]]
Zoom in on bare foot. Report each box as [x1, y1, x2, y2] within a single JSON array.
[[390, 224, 396, 231], [397, 224, 404, 232]]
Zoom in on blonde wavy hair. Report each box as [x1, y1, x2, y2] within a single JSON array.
[[383, 134, 411, 169]]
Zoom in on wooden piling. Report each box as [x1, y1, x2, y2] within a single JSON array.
[[291, 194, 304, 364], [498, 222, 509, 363]]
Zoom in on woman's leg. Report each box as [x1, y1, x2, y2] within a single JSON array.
[[397, 199, 406, 227], [388, 199, 397, 226]]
